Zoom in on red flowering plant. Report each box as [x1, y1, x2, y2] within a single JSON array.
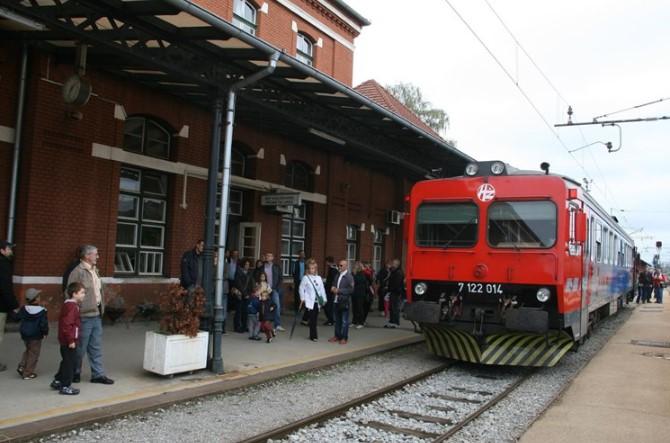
[[159, 284, 205, 338]]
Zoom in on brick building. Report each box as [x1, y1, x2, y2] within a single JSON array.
[[0, 0, 472, 318]]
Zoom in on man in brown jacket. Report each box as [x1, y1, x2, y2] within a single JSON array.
[[67, 244, 114, 384]]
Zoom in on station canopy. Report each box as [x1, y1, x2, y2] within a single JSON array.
[[0, 0, 474, 177]]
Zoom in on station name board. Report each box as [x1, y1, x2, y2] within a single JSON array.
[[260, 192, 301, 207]]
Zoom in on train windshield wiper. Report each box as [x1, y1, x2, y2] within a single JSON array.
[[442, 217, 477, 248]]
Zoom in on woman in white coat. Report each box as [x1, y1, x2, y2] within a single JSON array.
[[299, 258, 327, 341]]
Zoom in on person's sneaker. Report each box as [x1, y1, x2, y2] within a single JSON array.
[[387, 323, 398, 329], [90, 376, 115, 385], [50, 379, 62, 390], [339, 339, 348, 345], [72, 374, 80, 383], [355, 324, 364, 329], [328, 337, 339, 343], [17, 365, 24, 376], [267, 336, 273, 343], [59, 386, 80, 395], [276, 326, 286, 332], [22, 373, 37, 380], [311, 338, 318, 342]]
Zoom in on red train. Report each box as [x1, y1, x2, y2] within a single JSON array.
[[404, 161, 634, 367]]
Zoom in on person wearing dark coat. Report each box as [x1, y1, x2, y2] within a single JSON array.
[[323, 257, 338, 326], [0, 240, 18, 372], [375, 262, 391, 313], [233, 258, 253, 333], [180, 240, 204, 290], [352, 263, 369, 328], [15, 288, 49, 379], [329, 259, 354, 344], [385, 259, 405, 328]]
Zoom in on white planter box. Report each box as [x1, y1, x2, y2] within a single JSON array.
[[143, 330, 209, 375]]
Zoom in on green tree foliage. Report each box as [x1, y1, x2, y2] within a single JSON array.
[[387, 82, 453, 143]]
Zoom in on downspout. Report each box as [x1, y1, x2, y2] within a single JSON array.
[[211, 52, 280, 374], [6, 43, 28, 242]]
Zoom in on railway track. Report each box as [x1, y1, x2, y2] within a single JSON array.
[[240, 363, 535, 443]]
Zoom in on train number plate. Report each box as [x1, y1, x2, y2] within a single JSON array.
[[457, 282, 504, 295]]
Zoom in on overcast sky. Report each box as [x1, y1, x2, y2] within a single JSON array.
[[346, 0, 670, 264]]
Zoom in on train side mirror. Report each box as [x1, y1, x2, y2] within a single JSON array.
[[575, 212, 587, 243]]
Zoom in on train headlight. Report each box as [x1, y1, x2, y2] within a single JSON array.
[[414, 282, 428, 296], [465, 163, 479, 176], [490, 161, 506, 175], [536, 287, 551, 303]]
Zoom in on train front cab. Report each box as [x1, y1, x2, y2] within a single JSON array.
[[404, 164, 610, 367]]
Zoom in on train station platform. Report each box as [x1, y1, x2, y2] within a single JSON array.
[[521, 297, 670, 443], [0, 313, 421, 442]]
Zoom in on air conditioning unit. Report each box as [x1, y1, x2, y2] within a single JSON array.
[[387, 210, 401, 225]]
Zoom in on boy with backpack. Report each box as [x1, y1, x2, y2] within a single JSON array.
[[15, 288, 49, 379]]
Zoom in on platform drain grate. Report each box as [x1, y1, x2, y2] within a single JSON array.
[[631, 339, 670, 348], [641, 352, 670, 360]]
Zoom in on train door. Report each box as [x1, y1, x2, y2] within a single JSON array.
[[577, 210, 590, 340], [568, 202, 588, 340]]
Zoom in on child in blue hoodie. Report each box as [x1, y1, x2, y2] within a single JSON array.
[[16, 288, 49, 379]]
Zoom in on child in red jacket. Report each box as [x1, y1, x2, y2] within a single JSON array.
[[51, 282, 84, 395]]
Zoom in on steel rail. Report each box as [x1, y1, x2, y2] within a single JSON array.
[[238, 362, 455, 443]]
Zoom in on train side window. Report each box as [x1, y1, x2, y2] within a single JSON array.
[[590, 216, 595, 262], [584, 218, 590, 257], [609, 231, 614, 264]]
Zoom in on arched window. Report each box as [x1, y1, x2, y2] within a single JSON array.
[[231, 148, 246, 177], [296, 33, 314, 66], [233, 0, 257, 35], [285, 161, 312, 191], [122, 116, 171, 159]]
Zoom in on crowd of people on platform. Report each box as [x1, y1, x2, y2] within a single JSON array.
[[636, 267, 666, 304], [0, 238, 406, 396], [180, 241, 406, 345]]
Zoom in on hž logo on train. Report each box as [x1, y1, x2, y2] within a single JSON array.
[[476, 183, 495, 202]]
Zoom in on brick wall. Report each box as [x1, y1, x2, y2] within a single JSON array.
[[192, 0, 358, 85]]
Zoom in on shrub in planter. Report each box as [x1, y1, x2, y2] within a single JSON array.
[[159, 284, 205, 338]]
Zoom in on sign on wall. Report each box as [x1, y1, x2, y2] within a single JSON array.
[[260, 192, 302, 207]]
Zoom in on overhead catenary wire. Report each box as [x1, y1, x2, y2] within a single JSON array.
[[441, 0, 617, 209], [593, 97, 670, 121]]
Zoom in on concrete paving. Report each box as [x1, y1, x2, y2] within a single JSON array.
[[521, 296, 670, 443], [0, 311, 421, 440]]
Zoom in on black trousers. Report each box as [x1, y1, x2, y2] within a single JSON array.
[[234, 297, 248, 332], [377, 288, 386, 311], [56, 345, 77, 387], [389, 293, 402, 325], [352, 295, 366, 325], [307, 306, 319, 339], [324, 297, 334, 323]]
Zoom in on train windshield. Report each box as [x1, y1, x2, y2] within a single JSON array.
[[415, 202, 478, 248], [488, 201, 557, 248]]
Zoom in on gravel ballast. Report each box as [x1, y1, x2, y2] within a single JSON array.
[[38, 306, 633, 443]]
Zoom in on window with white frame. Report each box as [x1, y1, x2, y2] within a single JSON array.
[[281, 205, 307, 277], [233, 0, 257, 35], [115, 167, 168, 276], [296, 32, 314, 66], [346, 224, 359, 270], [372, 229, 385, 272]]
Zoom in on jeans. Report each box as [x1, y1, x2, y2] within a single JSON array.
[[271, 290, 282, 327], [247, 313, 260, 338], [334, 307, 349, 340], [76, 316, 105, 379], [654, 286, 664, 303]]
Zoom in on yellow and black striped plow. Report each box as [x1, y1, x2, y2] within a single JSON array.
[[422, 325, 574, 367]]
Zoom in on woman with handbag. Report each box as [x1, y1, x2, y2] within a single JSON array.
[[298, 258, 327, 342], [233, 258, 253, 333]]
